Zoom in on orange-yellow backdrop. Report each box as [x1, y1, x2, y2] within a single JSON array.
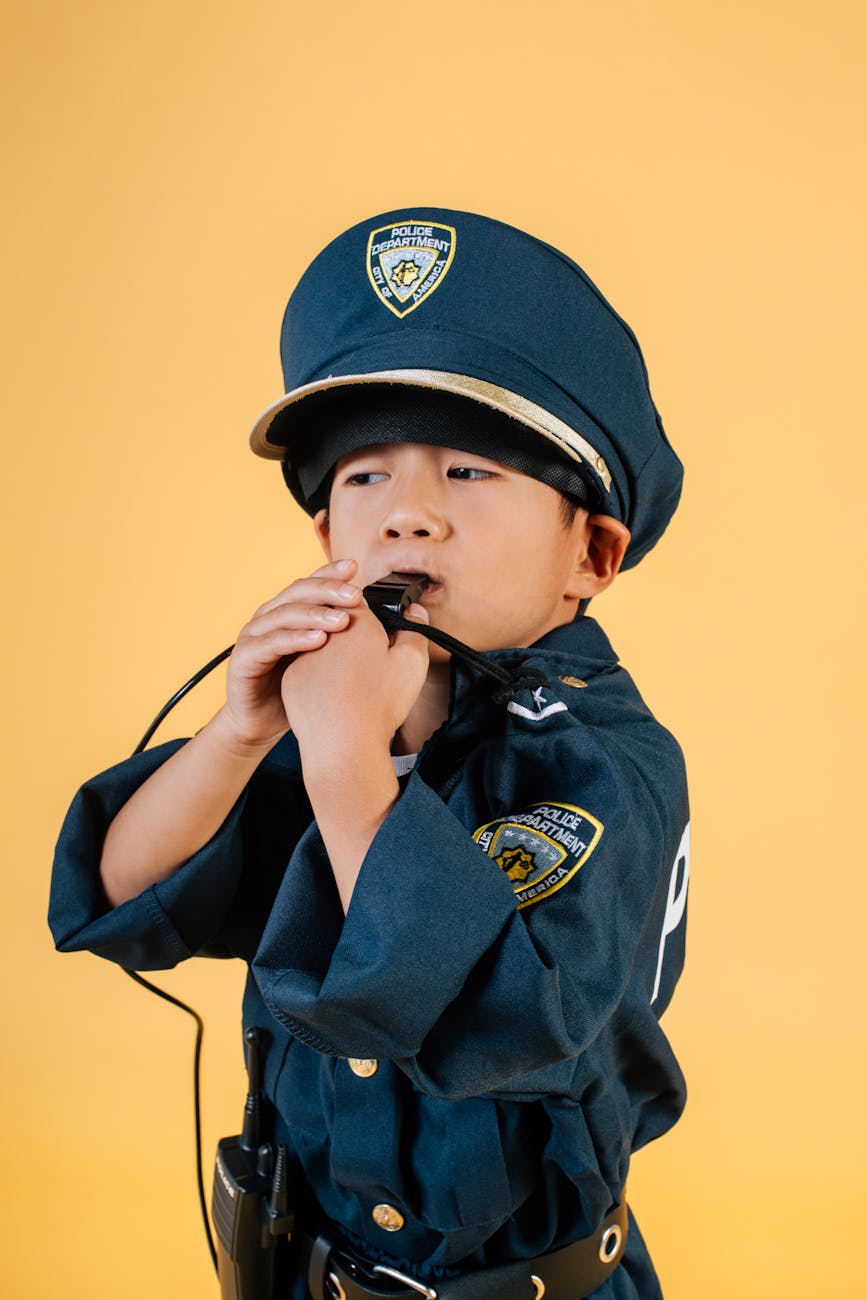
[[3, 2, 865, 1296]]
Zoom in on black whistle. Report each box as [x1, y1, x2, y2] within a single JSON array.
[[363, 572, 430, 622]]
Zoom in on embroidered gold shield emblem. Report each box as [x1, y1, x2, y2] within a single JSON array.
[[366, 219, 456, 318], [473, 802, 604, 909]]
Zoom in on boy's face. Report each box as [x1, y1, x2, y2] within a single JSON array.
[[314, 440, 605, 654]]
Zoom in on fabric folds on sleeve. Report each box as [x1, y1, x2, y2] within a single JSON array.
[[49, 741, 248, 970], [252, 741, 681, 1101]]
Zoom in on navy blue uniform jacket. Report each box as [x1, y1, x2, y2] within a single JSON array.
[[49, 616, 690, 1298]]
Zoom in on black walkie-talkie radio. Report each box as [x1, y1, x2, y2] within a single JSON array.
[[212, 1027, 294, 1300]]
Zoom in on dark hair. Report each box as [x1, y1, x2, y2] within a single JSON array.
[[558, 492, 585, 528]]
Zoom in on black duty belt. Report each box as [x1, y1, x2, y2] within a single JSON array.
[[302, 1199, 628, 1300]]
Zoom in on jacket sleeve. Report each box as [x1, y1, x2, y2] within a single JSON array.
[[252, 710, 690, 1099], [48, 741, 252, 970]]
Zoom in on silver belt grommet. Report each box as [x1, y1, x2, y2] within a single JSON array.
[[599, 1223, 623, 1263], [326, 1271, 347, 1300], [373, 1263, 437, 1298]]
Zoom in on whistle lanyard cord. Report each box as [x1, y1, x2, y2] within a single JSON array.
[[376, 608, 514, 685], [132, 614, 540, 762], [127, 650, 238, 1276], [133, 645, 235, 754], [118, 612, 539, 1279], [123, 971, 219, 1273], [377, 609, 549, 700]]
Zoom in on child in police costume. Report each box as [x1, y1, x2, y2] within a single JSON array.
[[50, 208, 690, 1300]]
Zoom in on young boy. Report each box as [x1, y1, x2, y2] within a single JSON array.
[[50, 208, 690, 1299]]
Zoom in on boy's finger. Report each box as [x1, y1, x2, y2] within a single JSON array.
[[312, 558, 357, 579], [231, 626, 329, 672], [243, 603, 352, 638], [252, 567, 360, 618]]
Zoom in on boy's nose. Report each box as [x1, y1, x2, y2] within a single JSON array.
[[380, 484, 448, 540]]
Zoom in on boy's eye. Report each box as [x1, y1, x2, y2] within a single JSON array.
[[448, 465, 494, 480], [344, 470, 388, 486]]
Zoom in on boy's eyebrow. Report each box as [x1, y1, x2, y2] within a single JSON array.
[[339, 444, 502, 463], [334, 444, 394, 468]]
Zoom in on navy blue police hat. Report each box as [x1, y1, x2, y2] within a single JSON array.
[[249, 207, 683, 569]]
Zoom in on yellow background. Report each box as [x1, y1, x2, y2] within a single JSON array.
[[3, 1, 865, 1295]]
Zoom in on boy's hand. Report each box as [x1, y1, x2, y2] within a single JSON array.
[[101, 558, 362, 905], [219, 558, 363, 751], [279, 598, 431, 763], [278, 596, 430, 912]]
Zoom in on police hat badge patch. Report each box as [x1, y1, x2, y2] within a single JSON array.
[[474, 802, 603, 909], [366, 219, 456, 317]]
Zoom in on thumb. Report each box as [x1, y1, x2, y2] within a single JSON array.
[[402, 602, 429, 627], [390, 602, 431, 659]]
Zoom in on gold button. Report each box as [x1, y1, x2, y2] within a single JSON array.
[[372, 1203, 404, 1232], [348, 1058, 378, 1078]]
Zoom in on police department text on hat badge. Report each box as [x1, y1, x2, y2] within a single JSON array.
[[366, 220, 456, 318]]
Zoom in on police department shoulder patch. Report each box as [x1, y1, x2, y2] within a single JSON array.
[[473, 802, 603, 910], [366, 219, 456, 317]]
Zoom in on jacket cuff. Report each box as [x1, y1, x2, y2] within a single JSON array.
[[49, 742, 248, 969]]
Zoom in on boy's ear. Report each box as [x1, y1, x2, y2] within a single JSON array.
[[566, 514, 631, 598], [313, 508, 332, 559]]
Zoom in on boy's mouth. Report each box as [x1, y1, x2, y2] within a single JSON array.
[[391, 570, 441, 597]]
